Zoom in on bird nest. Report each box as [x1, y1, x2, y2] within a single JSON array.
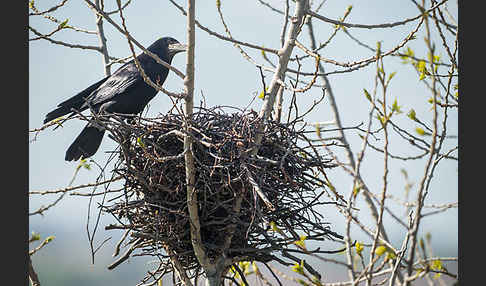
[[102, 106, 341, 272]]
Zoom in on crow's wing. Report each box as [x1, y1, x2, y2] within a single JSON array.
[[44, 76, 110, 124], [81, 61, 144, 109]]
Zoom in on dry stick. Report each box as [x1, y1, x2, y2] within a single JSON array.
[[182, 1, 221, 285], [136, 262, 169, 286], [29, 190, 68, 216], [307, 0, 448, 29], [280, 0, 290, 48], [29, 0, 69, 16], [308, 11, 424, 274], [431, 5, 457, 71], [107, 238, 142, 270], [244, 0, 309, 206], [29, 24, 68, 41], [29, 1, 97, 35], [83, 0, 185, 79], [29, 176, 122, 195], [293, 16, 424, 75], [113, 0, 185, 100], [306, 17, 377, 283], [215, 0, 311, 100], [112, 229, 131, 257], [306, 5, 353, 55], [164, 246, 194, 286], [94, 0, 111, 76], [256, 0, 309, 126], [422, 6, 458, 199], [273, 0, 290, 121], [244, 164, 275, 210], [273, 85, 286, 122], [389, 216, 412, 286], [168, 0, 278, 56], [214, 0, 291, 111], [366, 53, 390, 286], [29, 26, 101, 52], [105, 0, 132, 15], [216, 1, 257, 67], [28, 256, 41, 286], [405, 7, 440, 285]]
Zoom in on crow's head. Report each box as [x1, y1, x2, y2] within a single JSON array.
[[148, 37, 187, 60]]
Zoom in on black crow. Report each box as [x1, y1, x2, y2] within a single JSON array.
[[43, 37, 186, 161]]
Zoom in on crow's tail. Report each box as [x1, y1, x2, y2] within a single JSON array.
[[44, 105, 76, 125], [65, 123, 105, 161]]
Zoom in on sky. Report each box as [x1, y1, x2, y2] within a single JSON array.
[[29, 1, 458, 285]]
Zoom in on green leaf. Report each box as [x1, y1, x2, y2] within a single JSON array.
[[270, 221, 284, 235], [251, 261, 259, 274], [31, 232, 41, 242], [417, 60, 429, 80], [400, 47, 414, 63], [294, 235, 307, 250], [407, 109, 417, 121], [376, 41, 382, 53], [391, 98, 402, 114], [258, 87, 268, 99], [417, 61, 426, 72], [419, 72, 426, 81], [51, 117, 64, 127], [386, 251, 397, 260], [431, 260, 444, 278], [375, 246, 387, 256], [363, 89, 372, 102], [326, 180, 336, 193], [45, 235, 55, 243], [78, 158, 91, 170], [299, 152, 308, 159], [355, 241, 364, 255], [428, 97, 442, 106], [58, 19, 69, 30], [229, 265, 239, 278], [239, 261, 252, 275], [405, 47, 414, 57], [352, 184, 360, 198], [137, 137, 146, 148], [377, 115, 387, 126], [415, 127, 425, 136], [431, 259, 443, 271], [387, 71, 397, 83], [291, 260, 305, 275]]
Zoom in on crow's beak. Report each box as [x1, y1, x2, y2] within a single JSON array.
[[168, 43, 188, 56]]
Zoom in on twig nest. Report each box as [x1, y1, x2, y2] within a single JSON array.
[[104, 106, 339, 270]]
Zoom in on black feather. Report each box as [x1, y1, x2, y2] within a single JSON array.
[[43, 37, 186, 161]]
